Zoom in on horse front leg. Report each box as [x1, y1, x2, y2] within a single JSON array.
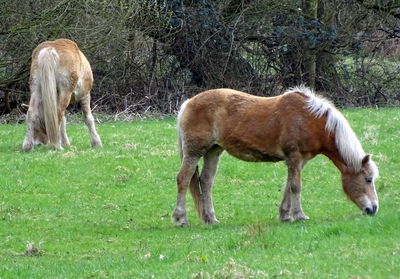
[[172, 156, 199, 227], [23, 111, 34, 151], [280, 152, 309, 222]]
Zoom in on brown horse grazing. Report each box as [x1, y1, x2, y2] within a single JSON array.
[[172, 87, 379, 226], [23, 38, 102, 151]]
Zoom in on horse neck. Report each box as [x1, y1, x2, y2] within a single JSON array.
[[322, 144, 355, 175]]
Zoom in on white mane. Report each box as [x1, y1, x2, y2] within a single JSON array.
[[284, 86, 366, 171]]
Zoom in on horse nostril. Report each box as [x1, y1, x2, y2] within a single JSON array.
[[364, 205, 377, 216]]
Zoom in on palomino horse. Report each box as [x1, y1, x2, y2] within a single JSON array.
[[172, 87, 379, 226], [23, 38, 102, 151]]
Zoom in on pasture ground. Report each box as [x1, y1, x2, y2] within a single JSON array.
[[0, 108, 399, 278]]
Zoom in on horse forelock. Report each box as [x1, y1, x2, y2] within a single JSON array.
[[285, 86, 366, 172], [368, 158, 379, 179]]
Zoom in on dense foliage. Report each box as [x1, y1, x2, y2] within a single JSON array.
[[0, 0, 399, 114]]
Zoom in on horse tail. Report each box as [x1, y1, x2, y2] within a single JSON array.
[[189, 166, 203, 219], [37, 47, 60, 148], [177, 100, 204, 219]]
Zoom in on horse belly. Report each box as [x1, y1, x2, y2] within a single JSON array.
[[224, 145, 284, 162]]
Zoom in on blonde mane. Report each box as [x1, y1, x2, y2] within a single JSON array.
[[284, 86, 366, 171]]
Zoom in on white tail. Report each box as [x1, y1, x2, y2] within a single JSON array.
[[37, 47, 60, 148], [177, 99, 189, 160]]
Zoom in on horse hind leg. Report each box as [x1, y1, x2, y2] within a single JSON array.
[[173, 155, 200, 227], [60, 114, 70, 148], [198, 146, 223, 224], [55, 91, 73, 150], [80, 95, 102, 147]]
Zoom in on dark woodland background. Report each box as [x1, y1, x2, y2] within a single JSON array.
[[0, 0, 399, 115]]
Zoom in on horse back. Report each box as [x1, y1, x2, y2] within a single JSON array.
[[31, 39, 92, 100], [32, 39, 80, 73]]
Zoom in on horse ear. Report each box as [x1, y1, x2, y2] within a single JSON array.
[[362, 154, 371, 166]]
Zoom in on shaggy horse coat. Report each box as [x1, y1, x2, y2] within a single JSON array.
[[23, 39, 102, 151], [172, 87, 379, 226]]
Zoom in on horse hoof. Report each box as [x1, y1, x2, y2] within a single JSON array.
[[176, 220, 188, 227], [279, 216, 293, 222], [292, 214, 310, 221], [172, 217, 188, 227], [172, 210, 188, 227], [91, 139, 102, 148], [175, 218, 188, 227], [61, 142, 70, 148], [23, 144, 33, 152], [279, 212, 293, 222], [204, 216, 219, 225]]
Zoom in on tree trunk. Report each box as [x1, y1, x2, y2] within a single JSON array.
[[303, 0, 318, 89], [4, 90, 11, 113]]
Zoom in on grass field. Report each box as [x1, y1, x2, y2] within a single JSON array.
[[0, 108, 399, 278]]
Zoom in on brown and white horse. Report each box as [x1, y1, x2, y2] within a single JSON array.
[[172, 87, 379, 226], [23, 38, 102, 151]]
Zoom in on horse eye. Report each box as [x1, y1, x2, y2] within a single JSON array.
[[365, 178, 373, 183]]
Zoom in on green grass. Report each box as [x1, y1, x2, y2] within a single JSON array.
[[0, 108, 399, 278]]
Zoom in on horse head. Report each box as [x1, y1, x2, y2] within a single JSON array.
[[342, 154, 379, 216], [23, 106, 49, 151]]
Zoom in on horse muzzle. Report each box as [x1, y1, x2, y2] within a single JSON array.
[[363, 204, 378, 216]]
